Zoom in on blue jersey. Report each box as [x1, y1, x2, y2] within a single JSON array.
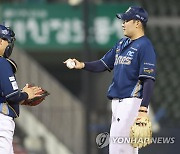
[[101, 36, 156, 99], [0, 57, 19, 118]]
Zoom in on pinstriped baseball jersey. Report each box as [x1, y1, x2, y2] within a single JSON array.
[[101, 36, 156, 99]]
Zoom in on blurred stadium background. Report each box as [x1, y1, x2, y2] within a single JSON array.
[[0, 0, 180, 154]]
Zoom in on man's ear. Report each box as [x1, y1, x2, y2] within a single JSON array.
[[136, 20, 142, 28]]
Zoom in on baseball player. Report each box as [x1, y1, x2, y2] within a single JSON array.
[[0, 24, 42, 154], [65, 6, 156, 154]]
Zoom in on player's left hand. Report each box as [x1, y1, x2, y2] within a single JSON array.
[[22, 84, 42, 99], [21, 84, 50, 106], [137, 106, 148, 117], [130, 106, 152, 149], [137, 111, 148, 117]]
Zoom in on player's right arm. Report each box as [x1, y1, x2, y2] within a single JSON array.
[[64, 41, 119, 72], [73, 59, 108, 72]]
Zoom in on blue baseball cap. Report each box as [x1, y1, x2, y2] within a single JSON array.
[[116, 6, 148, 24]]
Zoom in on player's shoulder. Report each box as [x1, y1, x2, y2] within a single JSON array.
[[139, 36, 154, 47], [138, 36, 156, 56], [0, 56, 12, 69], [0, 56, 9, 64], [0, 57, 18, 73]]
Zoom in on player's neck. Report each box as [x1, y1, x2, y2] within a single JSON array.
[[131, 30, 145, 40]]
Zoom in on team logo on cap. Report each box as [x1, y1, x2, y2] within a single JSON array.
[[2, 30, 8, 35]]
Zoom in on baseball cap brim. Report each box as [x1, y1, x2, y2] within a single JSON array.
[[116, 13, 132, 21]]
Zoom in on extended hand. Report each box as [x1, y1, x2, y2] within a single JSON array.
[[64, 58, 85, 69]]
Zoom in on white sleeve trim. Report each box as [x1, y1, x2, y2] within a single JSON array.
[[139, 75, 155, 80], [6, 90, 19, 99], [100, 59, 111, 72]]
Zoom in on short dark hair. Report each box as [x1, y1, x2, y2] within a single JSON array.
[[133, 20, 147, 31]]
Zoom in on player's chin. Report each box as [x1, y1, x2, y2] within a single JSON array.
[[124, 33, 128, 37], [123, 30, 127, 36], [123, 32, 130, 38]]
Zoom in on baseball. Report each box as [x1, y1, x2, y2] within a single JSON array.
[[66, 60, 76, 69]]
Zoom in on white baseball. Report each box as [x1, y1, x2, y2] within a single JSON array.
[[66, 60, 75, 69]]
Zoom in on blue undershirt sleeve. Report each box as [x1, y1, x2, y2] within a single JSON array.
[[6, 91, 28, 104], [140, 78, 155, 107], [83, 60, 107, 72]]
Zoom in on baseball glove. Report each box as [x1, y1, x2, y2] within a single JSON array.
[[130, 116, 152, 149], [21, 88, 50, 106]]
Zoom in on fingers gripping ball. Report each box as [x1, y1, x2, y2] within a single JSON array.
[[66, 59, 75, 69], [130, 116, 152, 149], [21, 87, 50, 106]]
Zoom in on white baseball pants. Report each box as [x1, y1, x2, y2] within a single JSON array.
[[109, 98, 142, 154], [0, 113, 15, 154]]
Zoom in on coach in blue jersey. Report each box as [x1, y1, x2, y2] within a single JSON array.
[[65, 6, 156, 154], [0, 25, 42, 154]]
